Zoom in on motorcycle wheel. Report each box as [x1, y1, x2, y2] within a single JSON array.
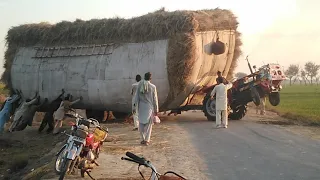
[[96, 147, 100, 159], [59, 159, 72, 180], [55, 146, 67, 174]]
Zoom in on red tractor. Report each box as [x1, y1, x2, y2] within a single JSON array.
[[201, 57, 286, 121]]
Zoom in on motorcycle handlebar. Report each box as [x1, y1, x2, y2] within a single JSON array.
[[125, 152, 147, 166]]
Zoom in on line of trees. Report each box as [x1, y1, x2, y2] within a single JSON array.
[[285, 61, 320, 85]]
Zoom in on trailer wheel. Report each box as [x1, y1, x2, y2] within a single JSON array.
[[202, 94, 216, 121], [250, 87, 261, 106], [86, 110, 105, 123], [112, 112, 130, 120], [269, 92, 280, 106], [229, 105, 247, 120]]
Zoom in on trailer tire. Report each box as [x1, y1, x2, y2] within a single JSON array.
[[112, 112, 130, 120], [251, 87, 261, 106], [202, 94, 216, 121], [269, 92, 280, 106], [229, 105, 247, 120], [86, 110, 105, 123]]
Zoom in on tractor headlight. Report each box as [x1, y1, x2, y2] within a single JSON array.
[[279, 85, 282, 89]]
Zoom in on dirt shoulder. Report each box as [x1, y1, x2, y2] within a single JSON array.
[[1, 113, 207, 180], [48, 120, 207, 180]]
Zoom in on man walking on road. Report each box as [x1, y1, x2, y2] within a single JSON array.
[[131, 74, 141, 131], [210, 77, 233, 128], [133, 72, 159, 146]]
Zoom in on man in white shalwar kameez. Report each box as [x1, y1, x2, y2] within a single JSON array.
[[131, 74, 141, 131], [133, 72, 159, 146], [210, 77, 233, 128]]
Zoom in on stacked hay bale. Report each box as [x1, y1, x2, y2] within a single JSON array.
[[2, 8, 242, 107]]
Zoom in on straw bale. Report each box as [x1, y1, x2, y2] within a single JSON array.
[[2, 8, 241, 107]]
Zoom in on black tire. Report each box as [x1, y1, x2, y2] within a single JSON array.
[[229, 105, 247, 120], [86, 110, 105, 123], [112, 112, 130, 119], [59, 159, 72, 180], [202, 94, 216, 121], [250, 87, 261, 106], [269, 92, 280, 106]]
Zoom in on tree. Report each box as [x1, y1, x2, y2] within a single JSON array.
[[316, 76, 320, 85], [304, 62, 320, 85], [300, 70, 309, 85], [285, 64, 299, 85], [235, 72, 248, 79]]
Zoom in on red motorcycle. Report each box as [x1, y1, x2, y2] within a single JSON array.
[[55, 109, 108, 180]]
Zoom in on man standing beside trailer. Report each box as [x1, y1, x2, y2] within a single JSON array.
[[131, 74, 141, 131], [133, 72, 159, 146], [38, 89, 65, 133], [210, 77, 233, 128], [0, 94, 20, 133], [53, 94, 82, 135], [9, 91, 40, 132]]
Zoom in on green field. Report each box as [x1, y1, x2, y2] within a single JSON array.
[[267, 85, 320, 125]]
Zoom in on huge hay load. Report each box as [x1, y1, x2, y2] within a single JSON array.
[[2, 8, 242, 120]]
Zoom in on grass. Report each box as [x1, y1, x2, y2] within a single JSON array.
[[266, 84, 320, 125]]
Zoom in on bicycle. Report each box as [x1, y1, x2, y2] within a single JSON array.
[[121, 152, 187, 180]]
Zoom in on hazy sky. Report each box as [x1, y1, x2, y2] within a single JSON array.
[[0, 0, 319, 75]]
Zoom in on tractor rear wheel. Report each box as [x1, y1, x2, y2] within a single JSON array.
[[250, 87, 261, 106], [202, 94, 216, 121], [269, 92, 280, 106], [229, 105, 247, 120]]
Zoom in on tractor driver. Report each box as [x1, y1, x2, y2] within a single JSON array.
[[216, 71, 227, 84]]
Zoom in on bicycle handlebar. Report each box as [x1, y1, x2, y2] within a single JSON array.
[[125, 152, 147, 166], [121, 157, 143, 165]]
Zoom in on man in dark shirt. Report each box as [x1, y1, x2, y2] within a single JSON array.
[[216, 71, 227, 84], [38, 89, 65, 133]]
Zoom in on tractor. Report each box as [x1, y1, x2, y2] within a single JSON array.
[[201, 56, 286, 121]]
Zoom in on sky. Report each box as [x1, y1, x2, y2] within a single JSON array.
[[0, 0, 319, 75]]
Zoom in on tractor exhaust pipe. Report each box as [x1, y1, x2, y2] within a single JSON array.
[[246, 55, 254, 74]]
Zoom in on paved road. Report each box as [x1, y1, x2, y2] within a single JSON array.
[[176, 111, 320, 180]]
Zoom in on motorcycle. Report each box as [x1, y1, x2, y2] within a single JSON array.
[[121, 152, 187, 180], [55, 109, 108, 180]]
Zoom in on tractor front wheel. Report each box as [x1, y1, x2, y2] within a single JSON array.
[[269, 92, 280, 106], [229, 105, 247, 120]]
